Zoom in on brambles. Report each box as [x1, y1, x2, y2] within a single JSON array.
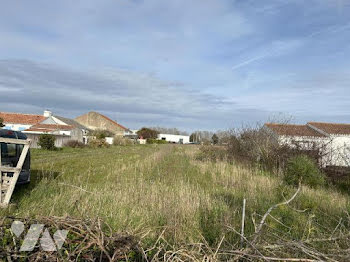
[[38, 134, 56, 150]]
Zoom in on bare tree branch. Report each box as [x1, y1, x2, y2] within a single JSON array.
[[252, 185, 301, 244]]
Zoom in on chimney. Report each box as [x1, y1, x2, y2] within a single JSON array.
[[43, 110, 52, 117]]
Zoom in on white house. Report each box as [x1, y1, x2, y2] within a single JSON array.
[[265, 122, 350, 167], [157, 134, 190, 144], [307, 122, 350, 167], [0, 111, 46, 131], [0, 110, 90, 147]]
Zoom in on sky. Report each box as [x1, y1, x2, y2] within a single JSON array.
[[0, 0, 349, 131]]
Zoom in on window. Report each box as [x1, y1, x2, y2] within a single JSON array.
[[1, 144, 24, 157], [7, 144, 16, 157], [17, 144, 24, 155], [0, 143, 28, 168], [1, 143, 16, 158]]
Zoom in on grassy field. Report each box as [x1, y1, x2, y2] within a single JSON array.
[[2, 144, 350, 260]]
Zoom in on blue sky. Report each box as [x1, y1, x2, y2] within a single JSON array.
[[0, 0, 349, 131]]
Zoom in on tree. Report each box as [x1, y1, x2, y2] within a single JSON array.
[[38, 134, 56, 150], [216, 130, 231, 145], [190, 131, 213, 144], [0, 117, 4, 128], [151, 127, 188, 136], [212, 134, 219, 145], [284, 155, 325, 188], [190, 133, 195, 143], [91, 129, 114, 139], [137, 128, 158, 139]]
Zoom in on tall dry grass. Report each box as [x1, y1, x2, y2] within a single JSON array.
[[2, 144, 350, 260]]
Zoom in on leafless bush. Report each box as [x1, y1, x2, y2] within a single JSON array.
[[196, 145, 227, 162], [226, 124, 325, 173], [151, 126, 188, 135], [65, 140, 86, 148], [226, 125, 291, 171], [88, 139, 109, 148], [113, 136, 134, 146]]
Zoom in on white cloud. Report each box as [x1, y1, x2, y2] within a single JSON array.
[[0, 60, 255, 130]]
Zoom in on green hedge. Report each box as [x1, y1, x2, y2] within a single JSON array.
[[38, 134, 56, 150], [146, 139, 168, 144]]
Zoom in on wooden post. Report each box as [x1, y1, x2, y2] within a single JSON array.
[[240, 198, 246, 248]]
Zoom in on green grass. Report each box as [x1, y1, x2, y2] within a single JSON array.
[[2, 144, 350, 258]]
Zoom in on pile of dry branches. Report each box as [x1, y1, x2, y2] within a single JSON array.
[[0, 216, 138, 261], [140, 186, 350, 262], [229, 187, 350, 262], [1, 187, 350, 261]]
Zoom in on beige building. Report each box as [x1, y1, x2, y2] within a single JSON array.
[[75, 111, 128, 136]]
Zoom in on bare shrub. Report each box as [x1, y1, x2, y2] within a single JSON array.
[[88, 139, 109, 148], [91, 129, 114, 139], [113, 136, 134, 146], [195, 125, 293, 170], [226, 125, 287, 170], [196, 145, 227, 162], [65, 140, 86, 148]]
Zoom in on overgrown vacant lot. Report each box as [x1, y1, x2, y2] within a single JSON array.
[[2, 144, 350, 260]]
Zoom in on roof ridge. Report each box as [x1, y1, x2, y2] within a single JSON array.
[[265, 123, 305, 126], [265, 123, 326, 137], [0, 111, 44, 116], [308, 122, 350, 126], [26, 123, 75, 131], [32, 123, 74, 127], [95, 112, 127, 130]]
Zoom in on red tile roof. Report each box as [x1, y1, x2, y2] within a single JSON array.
[[25, 124, 74, 132], [308, 122, 350, 135], [265, 123, 326, 137], [0, 112, 46, 125]]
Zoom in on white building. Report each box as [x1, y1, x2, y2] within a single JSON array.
[[0, 110, 90, 147], [265, 122, 350, 167], [157, 134, 190, 144], [307, 122, 350, 167], [0, 112, 47, 131]]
